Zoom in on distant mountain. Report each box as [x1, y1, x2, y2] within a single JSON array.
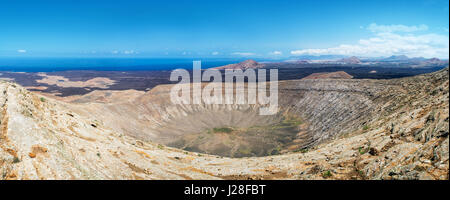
[[290, 55, 347, 61], [337, 56, 362, 64], [283, 59, 311, 64], [365, 55, 447, 64], [214, 59, 265, 70], [381, 55, 410, 62], [283, 55, 449, 66], [408, 57, 427, 62], [426, 58, 444, 64], [378, 56, 448, 65]]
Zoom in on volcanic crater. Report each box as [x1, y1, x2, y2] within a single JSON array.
[[1, 68, 447, 180], [69, 76, 385, 158]]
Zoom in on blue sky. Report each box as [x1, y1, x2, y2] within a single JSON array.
[[0, 0, 449, 58]]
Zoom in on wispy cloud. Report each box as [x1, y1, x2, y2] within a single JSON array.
[[269, 51, 282, 55], [211, 51, 219, 55], [439, 27, 449, 32], [17, 49, 27, 53], [367, 23, 428, 33], [231, 52, 255, 56], [111, 50, 139, 55], [123, 50, 135, 54], [291, 23, 449, 59]]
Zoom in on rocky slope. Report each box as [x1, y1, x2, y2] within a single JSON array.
[[0, 67, 448, 180]]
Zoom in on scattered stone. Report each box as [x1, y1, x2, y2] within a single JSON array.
[[369, 148, 379, 156], [28, 152, 36, 158]]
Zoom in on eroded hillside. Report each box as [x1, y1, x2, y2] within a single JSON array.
[[0, 68, 448, 180]]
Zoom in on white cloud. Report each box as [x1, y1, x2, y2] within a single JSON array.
[[291, 24, 449, 59], [17, 49, 27, 53], [270, 51, 283, 55], [232, 52, 255, 56], [111, 50, 139, 55], [123, 50, 135, 54], [212, 51, 219, 55], [367, 23, 428, 33]]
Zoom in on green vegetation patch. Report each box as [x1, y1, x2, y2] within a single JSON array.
[[322, 170, 332, 178], [294, 148, 309, 153], [12, 157, 20, 163], [268, 114, 303, 130], [238, 147, 252, 155], [358, 147, 368, 155], [213, 127, 233, 133], [362, 125, 369, 131]]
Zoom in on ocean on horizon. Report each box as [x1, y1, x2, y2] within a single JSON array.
[[0, 57, 245, 72]]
